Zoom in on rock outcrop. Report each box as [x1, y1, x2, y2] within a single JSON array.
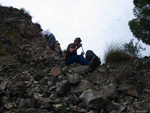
[[0, 6, 41, 55]]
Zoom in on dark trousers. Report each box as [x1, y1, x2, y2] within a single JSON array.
[[66, 55, 91, 65], [48, 34, 56, 50]]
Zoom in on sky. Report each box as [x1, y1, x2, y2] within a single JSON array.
[[1, 0, 150, 61]]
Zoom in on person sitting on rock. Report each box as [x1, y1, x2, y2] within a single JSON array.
[[65, 37, 99, 69], [37, 30, 62, 55]]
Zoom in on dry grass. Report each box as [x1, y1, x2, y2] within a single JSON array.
[[104, 42, 131, 64]]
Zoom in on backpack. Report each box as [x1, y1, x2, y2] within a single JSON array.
[[86, 50, 101, 67]]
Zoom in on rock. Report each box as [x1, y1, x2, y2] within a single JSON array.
[[33, 72, 45, 81], [39, 56, 47, 63], [62, 66, 68, 73], [109, 110, 119, 113], [51, 67, 61, 76], [98, 67, 106, 73], [47, 55, 55, 62], [125, 96, 134, 104], [80, 108, 88, 112], [108, 77, 117, 84], [79, 89, 108, 109], [52, 104, 62, 111], [117, 84, 139, 97], [87, 110, 94, 113], [0, 79, 12, 91], [33, 93, 54, 103], [105, 102, 119, 112], [0, 66, 3, 72], [67, 74, 80, 84], [72, 65, 90, 74], [56, 80, 70, 94], [142, 102, 150, 112], [100, 84, 118, 100], [4, 102, 17, 110], [26, 108, 37, 113], [70, 80, 95, 95]]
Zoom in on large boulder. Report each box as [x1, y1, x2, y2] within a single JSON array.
[[70, 80, 96, 95], [79, 89, 108, 109]]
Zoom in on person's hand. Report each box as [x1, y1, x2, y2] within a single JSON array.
[[77, 44, 82, 49]]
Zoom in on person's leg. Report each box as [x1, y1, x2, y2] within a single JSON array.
[[66, 55, 91, 65], [48, 35, 61, 53], [66, 56, 78, 64], [76, 55, 91, 65], [48, 34, 55, 49]]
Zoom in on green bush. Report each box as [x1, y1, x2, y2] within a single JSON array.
[[104, 42, 131, 64], [123, 39, 146, 58]]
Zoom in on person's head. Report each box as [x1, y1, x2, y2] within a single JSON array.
[[74, 37, 82, 46]]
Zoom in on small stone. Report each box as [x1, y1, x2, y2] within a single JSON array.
[[52, 104, 62, 111], [49, 86, 56, 91], [98, 67, 106, 73], [72, 65, 90, 75], [56, 80, 70, 94], [4, 102, 17, 110], [80, 108, 88, 112], [39, 56, 47, 63], [109, 110, 119, 113], [51, 67, 61, 76], [0, 66, 3, 72], [67, 74, 80, 84], [87, 110, 94, 113], [62, 66, 68, 73], [105, 102, 119, 112]]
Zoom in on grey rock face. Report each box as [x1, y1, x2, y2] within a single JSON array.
[[56, 80, 70, 94], [70, 80, 95, 94], [79, 89, 108, 109]]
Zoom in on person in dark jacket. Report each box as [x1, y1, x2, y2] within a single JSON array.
[[65, 37, 99, 68]]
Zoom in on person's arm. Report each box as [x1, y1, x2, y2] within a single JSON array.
[[69, 47, 78, 53], [69, 43, 82, 53]]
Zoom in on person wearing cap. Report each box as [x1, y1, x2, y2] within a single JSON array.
[[65, 37, 92, 65]]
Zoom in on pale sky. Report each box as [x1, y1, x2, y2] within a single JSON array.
[[1, 0, 150, 61]]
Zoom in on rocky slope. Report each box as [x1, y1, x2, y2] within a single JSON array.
[[0, 6, 150, 113], [0, 6, 41, 55]]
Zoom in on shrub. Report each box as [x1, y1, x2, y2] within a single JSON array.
[[123, 39, 146, 58], [104, 42, 131, 64], [20, 8, 31, 19]]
